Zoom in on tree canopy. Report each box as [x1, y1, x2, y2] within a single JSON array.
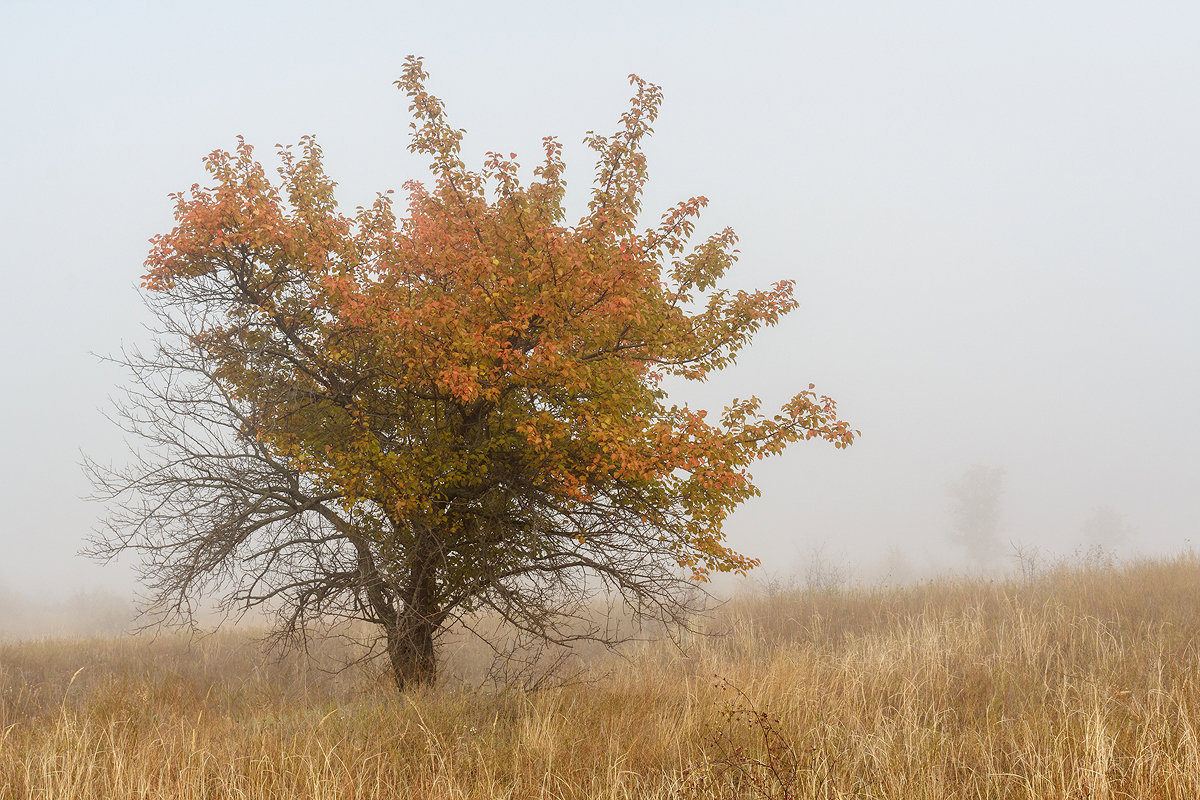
[[91, 57, 856, 690]]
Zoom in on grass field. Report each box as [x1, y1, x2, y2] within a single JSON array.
[[2, 553, 1199, 799]]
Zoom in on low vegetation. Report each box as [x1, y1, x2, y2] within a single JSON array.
[[3, 552, 1199, 798]]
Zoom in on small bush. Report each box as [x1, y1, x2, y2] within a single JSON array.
[[679, 677, 812, 799]]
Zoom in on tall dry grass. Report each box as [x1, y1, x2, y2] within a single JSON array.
[[2, 553, 1199, 798]]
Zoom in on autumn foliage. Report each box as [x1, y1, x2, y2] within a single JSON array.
[[104, 57, 855, 690]]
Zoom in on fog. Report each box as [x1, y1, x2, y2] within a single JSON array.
[[1, 1, 1196, 608]]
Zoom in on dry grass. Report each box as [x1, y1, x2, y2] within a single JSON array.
[[3, 553, 1200, 798]]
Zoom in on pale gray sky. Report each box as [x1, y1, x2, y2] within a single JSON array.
[[2, 0, 1197, 599]]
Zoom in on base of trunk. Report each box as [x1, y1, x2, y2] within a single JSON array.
[[386, 617, 436, 692]]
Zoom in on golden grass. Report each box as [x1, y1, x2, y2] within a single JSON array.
[[3, 553, 1200, 798]]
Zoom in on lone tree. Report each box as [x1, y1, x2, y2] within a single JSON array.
[[89, 57, 856, 691]]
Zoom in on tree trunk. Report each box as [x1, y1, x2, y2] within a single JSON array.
[[386, 608, 437, 691], [386, 526, 442, 691]]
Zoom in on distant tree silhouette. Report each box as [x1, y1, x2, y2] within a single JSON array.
[[947, 465, 1004, 569]]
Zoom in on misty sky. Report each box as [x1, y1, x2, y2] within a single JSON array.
[[1, 0, 1197, 600]]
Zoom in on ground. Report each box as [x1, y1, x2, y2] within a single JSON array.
[[2, 553, 1198, 799]]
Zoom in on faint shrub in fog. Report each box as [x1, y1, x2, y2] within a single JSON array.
[[753, 571, 798, 599], [947, 464, 1005, 570], [873, 544, 916, 586], [801, 541, 847, 593], [1072, 542, 1118, 572], [1081, 505, 1134, 553], [1009, 541, 1043, 584]]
